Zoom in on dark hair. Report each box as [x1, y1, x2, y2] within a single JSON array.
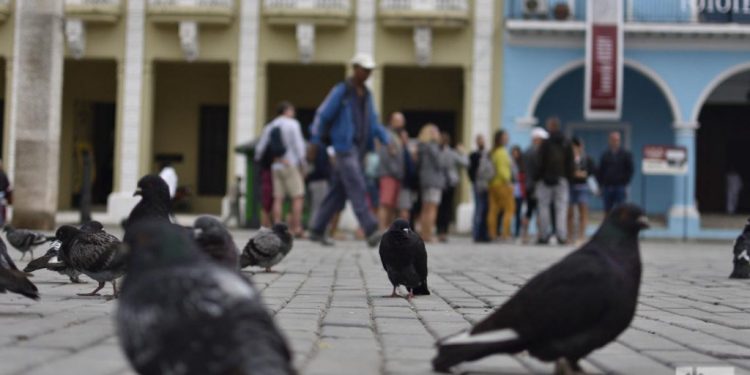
[[276, 101, 294, 116], [572, 137, 582, 147], [493, 129, 506, 148]]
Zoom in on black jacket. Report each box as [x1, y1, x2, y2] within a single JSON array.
[[468, 150, 484, 184], [536, 131, 574, 185], [597, 148, 634, 187], [571, 155, 597, 185]]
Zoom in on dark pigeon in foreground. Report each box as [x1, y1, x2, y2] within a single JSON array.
[[193, 216, 239, 270], [56, 225, 127, 297], [0, 236, 39, 300], [240, 223, 293, 272], [3, 225, 55, 260], [118, 221, 296, 375], [432, 204, 649, 374], [729, 218, 750, 279], [23, 221, 104, 283], [123, 174, 172, 243], [379, 219, 429, 299]]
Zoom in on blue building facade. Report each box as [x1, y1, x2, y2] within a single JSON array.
[[502, 0, 750, 238]]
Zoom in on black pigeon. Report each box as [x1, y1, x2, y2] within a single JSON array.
[[240, 223, 293, 272], [123, 174, 172, 243], [118, 221, 296, 375], [730, 218, 750, 279], [22, 221, 104, 283], [0, 236, 39, 300], [193, 216, 239, 270], [56, 224, 127, 297], [3, 225, 55, 260], [432, 204, 649, 374], [378, 219, 429, 299]]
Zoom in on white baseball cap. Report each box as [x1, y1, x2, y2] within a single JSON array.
[[531, 127, 549, 140], [351, 53, 376, 70]]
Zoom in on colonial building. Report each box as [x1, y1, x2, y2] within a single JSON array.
[[0, 0, 502, 226]]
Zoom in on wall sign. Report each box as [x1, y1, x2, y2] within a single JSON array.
[[585, 0, 623, 120], [642, 145, 688, 176]]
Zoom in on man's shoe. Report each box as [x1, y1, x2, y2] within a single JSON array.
[[309, 232, 335, 247], [366, 231, 382, 248]]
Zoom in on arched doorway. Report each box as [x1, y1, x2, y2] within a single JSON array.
[[532, 65, 676, 217]]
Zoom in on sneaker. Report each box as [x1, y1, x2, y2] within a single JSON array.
[[309, 232, 335, 247], [536, 237, 550, 245], [366, 231, 382, 248]]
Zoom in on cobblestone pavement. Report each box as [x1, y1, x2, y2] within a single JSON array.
[[0, 230, 749, 375]]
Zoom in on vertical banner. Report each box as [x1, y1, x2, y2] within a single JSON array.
[[585, 0, 624, 120]]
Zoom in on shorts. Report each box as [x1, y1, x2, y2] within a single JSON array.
[[421, 188, 442, 204], [272, 165, 305, 199], [379, 176, 401, 208], [397, 188, 414, 210], [260, 168, 274, 213], [570, 183, 591, 205]]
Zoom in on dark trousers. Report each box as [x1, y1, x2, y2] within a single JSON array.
[[473, 188, 489, 241], [602, 185, 627, 213], [436, 185, 455, 235], [514, 197, 523, 237]]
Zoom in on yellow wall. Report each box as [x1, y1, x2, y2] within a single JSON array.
[[152, 62, 230, 214], [59, 60, 117, 209], [265, 63, 346, 124]]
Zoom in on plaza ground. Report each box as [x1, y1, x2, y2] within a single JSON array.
[[0, 229, 749, 375]]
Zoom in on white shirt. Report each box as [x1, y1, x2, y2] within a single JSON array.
[[254, 116, 307, 169], [159, 166, 178, 198]]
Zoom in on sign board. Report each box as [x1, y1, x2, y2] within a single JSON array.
[[584, 0, 623, 120], [642, 145, 688, 175]]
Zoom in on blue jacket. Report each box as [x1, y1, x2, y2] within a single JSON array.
[[309, 81, 388, 154]]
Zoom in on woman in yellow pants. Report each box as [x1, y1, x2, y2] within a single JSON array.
[[487, 130, 516, 241]]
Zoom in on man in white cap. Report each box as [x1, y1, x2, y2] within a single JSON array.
[[308, 53, 389, 247], [520, 127, 548, 243]]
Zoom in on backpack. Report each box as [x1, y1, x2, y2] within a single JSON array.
[[475, 152, 496, 191], [259, 125, 286, 169]]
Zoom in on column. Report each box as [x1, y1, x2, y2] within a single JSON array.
[[107, 0, 146, 221], [668, 122, 700, 238], [8, 0, 64, 229], [234, 0, 260, 178]]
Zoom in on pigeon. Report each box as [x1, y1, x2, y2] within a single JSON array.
[[240, 223, 293, 272], [193, 216, 239, 270], [432, 204, 649, 374], [56, 224, 127, 297], [118, 221, 296, 375], [3, 225, 55, 260], [379, 219, 429, 299], [0, 236, 39, 300], [23, 221, 105, 283], [123, 174, 172, 243], [730, 218, 750, 279]]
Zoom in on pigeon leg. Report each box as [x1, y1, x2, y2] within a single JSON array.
[[19, 252, 25, 261], [78, 281, 105, 296], [390, 287, 399, 298], [265, 267, 273, 273], [29, 250, 34, 260], [554, 358, 584, 375], [407, 290, 414, 300], [69, 275, 85, 284], [112, 280, 119, 298]]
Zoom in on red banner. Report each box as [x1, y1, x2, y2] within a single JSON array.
[[585, 0, 623, 120]]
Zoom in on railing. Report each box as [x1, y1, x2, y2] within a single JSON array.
[[149, 0, 233, 6], [264, 0, 350, 10], [65, 0, 121, 5], [507, 0, 750, 24], [380, 0, 468, 12]]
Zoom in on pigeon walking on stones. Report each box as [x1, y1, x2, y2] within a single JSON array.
[[379, 219, 429, 299], [432, 204, 649, 374], [0, 236, 39, 300], [193, 216, 240, 270], [24, 221, 105, 283], [56, 225, 127, 297], [3, 225, 55, 260], [118, 221, 296, 375], [124, 174, 172, 243], [730, 218, 750, 279], [240, 223, 293, 273]]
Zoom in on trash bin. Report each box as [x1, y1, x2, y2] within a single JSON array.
[[234, 141, 261, 229]]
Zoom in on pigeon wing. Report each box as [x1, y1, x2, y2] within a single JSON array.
[[0, 238, 18, 271]]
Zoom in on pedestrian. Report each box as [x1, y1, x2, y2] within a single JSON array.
[[567, 137, 596, 245], [511, 145, 525, 239], [377, 112, 407, 230], [487, 129, 515, 241], [535, 117, 573, 244], [597, 131, 634, 213], [255, 101, 307, 238], [365, 149, 381, 210], [306, 144, 333, 228], [307, 53, 389, 247], [417, 123, 447, 243], [398, 128, 418, 222], [222, 176, 243, 227], [726, 169, 742, 214], [0, 160, 11, 226], [469, 135, 490, 242], [436, 132, 469, 242], [520, 127, 547, 244]]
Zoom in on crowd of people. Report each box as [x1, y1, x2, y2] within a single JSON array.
[[252, 53, 636, 247]]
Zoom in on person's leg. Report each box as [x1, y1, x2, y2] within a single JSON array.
[[554, 179, 569, 242], [500, 184, 515, 240], [472, 188, 481, 241], [615, 186, 627, 207], [336, 153, 379, 237], [478, 191, 489, 241], [567, 202, 576, 244], [514, 196, 523, 238], [426, 202, 438, 242], [487, 184, 501, 240], [437, 186, 454, 239], [420, 200, 433, 242], [536, 182, 552, 242], [310, 170, 346, 236], [579, 202, 588, 242]]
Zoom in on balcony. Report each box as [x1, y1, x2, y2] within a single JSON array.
[[506, 0, 750, 38], [148, 0, 235, 25], [263, 0, 352, 27], [65, 0, 122, 23], [379, 0, 470, 28], [0, 0, 9, 23]]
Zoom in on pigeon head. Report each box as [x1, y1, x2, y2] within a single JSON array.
[[193, 216, 228, 238], [55, 225, 81, 243], [389, 219, 412, 233], [2, 225, 12, 233], [126, 221, 202, 269], [271, 223, 293, 245], [80, 221, 104, 233], [606, 204, 650, 234], [134, 174, 170, 203]]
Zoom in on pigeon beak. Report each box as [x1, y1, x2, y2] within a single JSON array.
[[133, 188, 142, 197], [637, 215, 650, 229]]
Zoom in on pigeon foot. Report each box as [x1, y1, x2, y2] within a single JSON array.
[[78, 281, 105, 296], [554, 359, 585, 375]]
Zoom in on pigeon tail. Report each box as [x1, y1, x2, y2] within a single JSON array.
[[432, 330, 524, 373], [730, 263, 750, 279], [0, 269, 40, 300], [411, 279, 430, 295]]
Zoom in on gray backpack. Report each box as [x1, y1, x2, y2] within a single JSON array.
[[475, 152, 496, 191]]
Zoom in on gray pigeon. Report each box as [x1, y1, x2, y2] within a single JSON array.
[[240, 223, 293, 272], [118, 221, 296, 375], [730, 218, 750, 279], [193, 216, 240, 270], [23, 221, 104, 283], [56, 225, 127, 297], [3, 225, 55, 260], [0, 236, 39, 300], [432, 204, 649, 374]]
